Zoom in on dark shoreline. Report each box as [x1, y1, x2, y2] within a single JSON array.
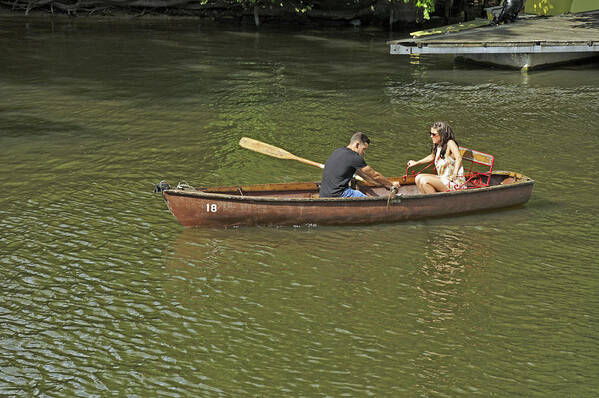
[[0, 5, 455, 32]]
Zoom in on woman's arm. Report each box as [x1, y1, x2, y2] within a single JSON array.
[[447, 140, 463, 179], [407, 153, 434, 168]]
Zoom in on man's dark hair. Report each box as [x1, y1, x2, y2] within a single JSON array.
[[350, 131, 370, 145]]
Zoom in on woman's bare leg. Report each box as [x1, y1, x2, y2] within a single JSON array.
[[415, 174, 448, 194], [415, 173, 433, 193]]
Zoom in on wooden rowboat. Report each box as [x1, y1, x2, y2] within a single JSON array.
[[157, 171, 534, 228]]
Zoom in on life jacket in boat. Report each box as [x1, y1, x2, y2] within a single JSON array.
[[153, 180, 171, 193]]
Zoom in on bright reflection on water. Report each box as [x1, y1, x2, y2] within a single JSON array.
[[1, 15, 598, 397]]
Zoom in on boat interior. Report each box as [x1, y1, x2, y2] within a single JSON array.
[[184, 146, 529, 199], [195, 172, 526, 199]]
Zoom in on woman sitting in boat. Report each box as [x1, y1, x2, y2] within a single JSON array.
[[407, 121, 466, 194], [320, 132, 399, 198]]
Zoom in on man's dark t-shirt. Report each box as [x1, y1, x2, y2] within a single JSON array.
[[319, 147, 367, 197]]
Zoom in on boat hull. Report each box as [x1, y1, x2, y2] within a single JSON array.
[[161, 172, 534, 227]]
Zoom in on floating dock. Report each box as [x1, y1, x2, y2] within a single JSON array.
[[388, 11, 599, 70]]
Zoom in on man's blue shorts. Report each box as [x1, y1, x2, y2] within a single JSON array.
[[340, 187, 367, 198]]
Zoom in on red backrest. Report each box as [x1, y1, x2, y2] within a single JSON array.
[[459, 146, 494, 188]]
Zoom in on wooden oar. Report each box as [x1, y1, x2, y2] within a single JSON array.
[[239, 137, 324, 168], [239, 137, 365, 181]]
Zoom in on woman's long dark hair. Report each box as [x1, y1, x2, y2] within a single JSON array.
[[430, 121, 458, 159]]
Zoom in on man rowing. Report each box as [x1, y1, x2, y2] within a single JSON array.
[[319, 131, 400, 198]]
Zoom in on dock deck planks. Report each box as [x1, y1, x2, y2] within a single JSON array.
[[389, 11, 599, 68]]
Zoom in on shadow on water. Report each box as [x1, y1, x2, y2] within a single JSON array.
[[160, 203, 529, 295]]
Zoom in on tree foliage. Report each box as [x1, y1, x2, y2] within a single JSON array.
[[1, 0, 437, 21], [412, 0, 434, 19]]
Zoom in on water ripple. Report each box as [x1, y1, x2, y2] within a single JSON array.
[[1, 16, 598, 397]]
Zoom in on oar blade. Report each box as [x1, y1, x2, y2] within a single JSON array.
[[239, 137, 297, 160]]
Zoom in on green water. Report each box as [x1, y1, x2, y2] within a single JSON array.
[[1, 15, 598, 397]]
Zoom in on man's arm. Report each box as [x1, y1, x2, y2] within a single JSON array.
[[356, 166, 399, 189]]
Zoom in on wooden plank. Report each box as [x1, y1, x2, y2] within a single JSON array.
[[410, 19, 490, 38], [460, 147, 494, 166], [389, 11, 599, 47], [199, 182, 321, 194]]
